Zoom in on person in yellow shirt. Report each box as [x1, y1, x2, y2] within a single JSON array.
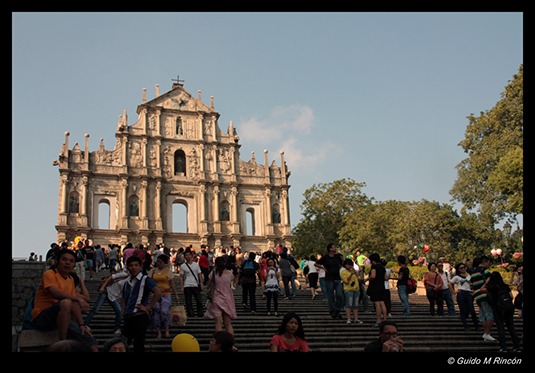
[[341, 258, 362, 324]]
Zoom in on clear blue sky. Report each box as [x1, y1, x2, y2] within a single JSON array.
[[12, 12, 523, 259]]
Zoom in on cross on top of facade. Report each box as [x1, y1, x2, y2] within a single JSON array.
[[172, 75, 185, 87]]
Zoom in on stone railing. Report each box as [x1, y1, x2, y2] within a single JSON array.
[[12, 260, 47, 351]]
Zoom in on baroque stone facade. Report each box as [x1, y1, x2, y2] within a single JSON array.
[[54, 80, 293, 251]]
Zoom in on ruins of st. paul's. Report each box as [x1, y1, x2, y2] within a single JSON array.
[[54, 78, 293, 251]]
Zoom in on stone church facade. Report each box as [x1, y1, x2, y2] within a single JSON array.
[[54, 79, 293, 251]]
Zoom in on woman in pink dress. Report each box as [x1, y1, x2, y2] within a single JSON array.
[[204, 257, 237, 335]]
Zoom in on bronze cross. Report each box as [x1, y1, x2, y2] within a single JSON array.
[[172, 75, 185, 86]]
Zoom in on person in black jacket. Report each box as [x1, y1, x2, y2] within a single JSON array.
[[487, 271, 521, 352]]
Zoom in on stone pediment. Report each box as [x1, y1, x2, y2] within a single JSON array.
[[142, 86, 215, 114]]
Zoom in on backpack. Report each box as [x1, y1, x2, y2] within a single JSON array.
[[407, 277, 417, 294], [22, 283, 40, 330], [241, 260, 256, 278], [492, 287, 515, 317]]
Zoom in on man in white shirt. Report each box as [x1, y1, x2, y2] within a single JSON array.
[[437, 262, 456, 316], [179, 250, 204, 317]]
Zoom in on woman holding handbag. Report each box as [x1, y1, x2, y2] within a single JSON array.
[[148, 255, 180, 339], [423, 262, 443, 316], [204, 257, 237, 335]]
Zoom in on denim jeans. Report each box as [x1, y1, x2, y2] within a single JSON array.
[[456, 290, 478, 328], [319, 277, 327, 300], [397, 285, 411, 316], [85, 290, 122, 329], [440, 288, 457, 316], [324, 278, 344, 317]]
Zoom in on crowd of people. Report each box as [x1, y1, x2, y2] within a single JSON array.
[[24, 239, 522, 353]]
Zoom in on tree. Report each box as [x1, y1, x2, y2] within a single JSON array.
[[291, 178, 370, 257], [340, 199, 461, 262], [340, 200, 410, 261], [450, 65, 523, 222]]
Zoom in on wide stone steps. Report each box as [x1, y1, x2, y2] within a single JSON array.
[[83, 269, 523, 352]]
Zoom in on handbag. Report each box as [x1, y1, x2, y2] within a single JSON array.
[[171, 305, 187, 326], [206, 270, 215, 300], [425, 273, 440, 299]]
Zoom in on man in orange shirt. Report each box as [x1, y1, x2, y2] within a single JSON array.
[[31, 249, 98, 351]]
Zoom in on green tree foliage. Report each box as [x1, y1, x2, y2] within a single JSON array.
[[291, 178, 370, 257], [292, 179, 519, 263], [450, 65, 523, 222], [340, 199, 462, 262]]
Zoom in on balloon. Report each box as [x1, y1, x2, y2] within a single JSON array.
[[172, 333, 200, 352], [513, 252, 523, 259], [423, 244, 430, 253], [74, 236, 82, 244], [418, 243, 424, 249], [491, 249, 497, 256], [496, 249, 503, 256], [502, 263, 509, 268]]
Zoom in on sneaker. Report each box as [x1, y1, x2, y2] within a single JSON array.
[[113, 329, 122, 336], [482, 333, 496, 341], [346, 319, 352, 324], [353, 319, 363, 324]]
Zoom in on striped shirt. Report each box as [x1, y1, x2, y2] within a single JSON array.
[[122, 272, 158, 315], [470, 266, 490, 303]]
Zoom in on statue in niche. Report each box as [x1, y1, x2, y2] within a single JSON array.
[[272, 208, 281, 224], [175, 150, 186, 175], [221, 206, 230, 221], [129, 200, 139, 216], [176, 117, 183, 136], [69, 195, 79, 214]]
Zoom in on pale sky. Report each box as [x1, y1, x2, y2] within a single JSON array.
[[12, 12, 523, 259]]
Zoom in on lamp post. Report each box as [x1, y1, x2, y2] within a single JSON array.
[[408, 236, 413, 257], [503, 222, 512, 248]]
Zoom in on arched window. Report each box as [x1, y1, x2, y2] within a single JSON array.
[[174, 149, 186, 176], [172, 201, 188, 233], [98, 200, 110, 229], [246, 207, 255, 236]]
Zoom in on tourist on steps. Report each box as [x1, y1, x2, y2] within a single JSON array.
[[31, 248, 98, 351], [315, 244, 344, 319], [269, 312, 309, 352]]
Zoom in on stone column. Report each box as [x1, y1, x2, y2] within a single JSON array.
[[155, 180, 162, 230], [141, 179, 148, 229], [121, 178, 128, 229]]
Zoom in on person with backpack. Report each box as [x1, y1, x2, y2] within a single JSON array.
[[393, 255, 411, 316], [487, 271, 521, 352], [239, 252, 260, 314]]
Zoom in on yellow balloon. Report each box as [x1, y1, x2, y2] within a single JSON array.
[[171, 333, 200, 352]]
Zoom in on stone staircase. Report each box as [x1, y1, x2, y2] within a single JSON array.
[[83, 269, 523, 352]]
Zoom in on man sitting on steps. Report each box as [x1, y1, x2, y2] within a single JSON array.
[[30, 248, 98, 351]]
